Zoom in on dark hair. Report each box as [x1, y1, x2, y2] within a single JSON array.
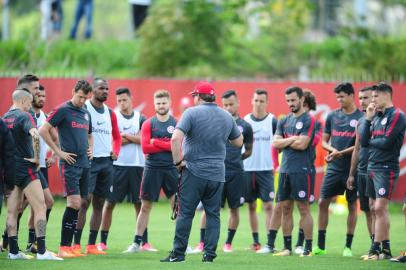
[[16, 87, 31, 94], [199, 94, 216, 102], [334, 82, 354, 95], [303, 90, 317, 111], [255, 88, 268, 97], [116, 87, 131, 96], [285, 86, 304, 98], [222, 90, 237, 99], [39, 85, 45, 91], [74, 80, 92, 94], [17, 74, 39, 87], [360, 86, 373, 92], [372, 82, 393, 96]]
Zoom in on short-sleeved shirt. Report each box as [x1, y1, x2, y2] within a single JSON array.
[[225, 117, 253, 174], [47, 101, 92, 168], [275, 112, 315, 173], [357, 116, 369, 173], [3, 108, 36, 165], [324, 108, 363, 172], [177, 103, 241, 182], [143, 115, 177, 169]]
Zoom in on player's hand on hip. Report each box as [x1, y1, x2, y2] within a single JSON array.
[[46, 154, 57, 168], [346, 175, 355, 190], [176, 161, 186, 172], [110, 151, 118, 161], [58, 150, 77, 165]]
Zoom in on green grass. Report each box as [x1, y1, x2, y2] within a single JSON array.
[[0, 199, 405, 270]]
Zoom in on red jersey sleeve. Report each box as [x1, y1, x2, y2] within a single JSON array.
[[141, 119, 164, 154]]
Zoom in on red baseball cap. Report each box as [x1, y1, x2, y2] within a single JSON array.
[[189, 81, 215, 95]]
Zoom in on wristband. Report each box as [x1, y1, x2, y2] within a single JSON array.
[[174, 160, 183, 166]]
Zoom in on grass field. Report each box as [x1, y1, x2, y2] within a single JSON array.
[[0, 199, 405, 270]]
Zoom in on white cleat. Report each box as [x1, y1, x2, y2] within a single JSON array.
[[8, 251, 34, 260], [295, 246, 304, 255], [122, 243, 141, 253], [256, 245, 275, 254], [37, 250, 64, 260], [185, 246, 193, 254]]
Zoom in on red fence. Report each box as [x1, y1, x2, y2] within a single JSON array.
[[1, 78, 405, 201]]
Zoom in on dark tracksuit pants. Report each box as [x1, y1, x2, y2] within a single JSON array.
[[173, 168, 224, 259]]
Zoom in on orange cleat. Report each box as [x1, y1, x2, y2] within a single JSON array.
[[86, 244, 106, 255], [58, 246, 76, 258], [71, 244, 86, 257]]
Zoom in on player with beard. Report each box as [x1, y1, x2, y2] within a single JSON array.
[[123, 90, 177, 253]]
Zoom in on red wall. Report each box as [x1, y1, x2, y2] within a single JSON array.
[[1, 78, 405, 201]]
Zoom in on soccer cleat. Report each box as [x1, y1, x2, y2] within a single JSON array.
[[256, 245, 276, 254], [379, 250, 392, 260], [202, 254, 215, 262], [160, 250, 185, 262], [295, 246, 304, 255], [26, 243, 38, 253], [343, 247, 353, 257], [312, 246, 327, 255], [142, 243, 158, 252], [223, 243, 233, 253], [185, 246, 193, 254], [58, 246, 77, 258], [250, 242, 261, 251], [86, 244, 106, 255], [8, 251, 34, 260], [300, 250, 312, 257], [189, 242, 204, 254], [37, 250, 64, 260], [71, 244, 82, 254], [97, 243, 108, 251], [390, 251, 406, 263], [273, 249, 292, 256], [123, 243, 141, 253], [364, 254, 379, 261]]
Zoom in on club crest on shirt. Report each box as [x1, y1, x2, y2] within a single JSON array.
[[296, 121, 303, 130], [238, 125, 243, 133], [269, 191, 275, 199], [350, 119, 358, 127], [378, 188, 386, 196], [381, 117, 388, 125], [167, 126, 175, 134], [298, 191, 306, 198]]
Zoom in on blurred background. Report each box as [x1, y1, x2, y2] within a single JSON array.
[[1, 0, 406, 81]]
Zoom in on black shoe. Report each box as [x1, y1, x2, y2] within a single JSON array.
[[160, 251, 185, 263], [202, 254, 215, 262], [26, 243, 38, 254], [380, 249, 392, 260]]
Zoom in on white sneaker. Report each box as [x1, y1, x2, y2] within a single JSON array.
[[8, 251, 33, 260], [295, 246, 304, 255], [256, 245, 275, 254], [185, 246, 193, 254], [37, 251, 64, 260], [122, 243, 141, 253]]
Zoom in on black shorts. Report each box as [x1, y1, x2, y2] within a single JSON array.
[[108, 166, 143, 204], [366, 170, 399, 200], [15, 162, 39, 189], [309, 167, 316, 204], [221, 172, 244, 209], [320, 170, 357, 203], [244, 171, 274, 203], [276, 172, 312, 202], [88, 157, 114, 198], [60, 163, 89, 198], [140, 167, 178, 202], [357, 172, 370, 212], [38, 167, 49, 189]]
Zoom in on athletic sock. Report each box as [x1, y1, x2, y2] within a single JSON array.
[[74, 229, 83, 245], [28, 228, 36, 244], [283, 235, 292, 251], [252, 232, 259, 244], [318, 230, 326, 250], [61, 207, 79, 246], [8, 236, 19, 255], [372, 242, 381, 254], [296, 228, 305, 247], [304, 239, 313, 252], [142, 228, 148, 244], [370, 234, 374, 244], [200, 228, 206, 243], [36, 236, 46, 255], [381, 240, 391, 255], [134, 234, 143, 245], [225, 229, 236, 245], [88, 230, 98, 245], [2, 230, 8, 248], [345, 234, 354, 249], [46, 208, 52, 222], [267, 230, 277, 248], [100, 230, 109, 245]]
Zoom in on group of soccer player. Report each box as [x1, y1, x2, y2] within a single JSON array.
[[0, 74, 405, 263]]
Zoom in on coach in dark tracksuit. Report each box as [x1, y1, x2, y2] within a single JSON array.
[[0, 118, 16, 215], [161, 81, 243, 263]]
